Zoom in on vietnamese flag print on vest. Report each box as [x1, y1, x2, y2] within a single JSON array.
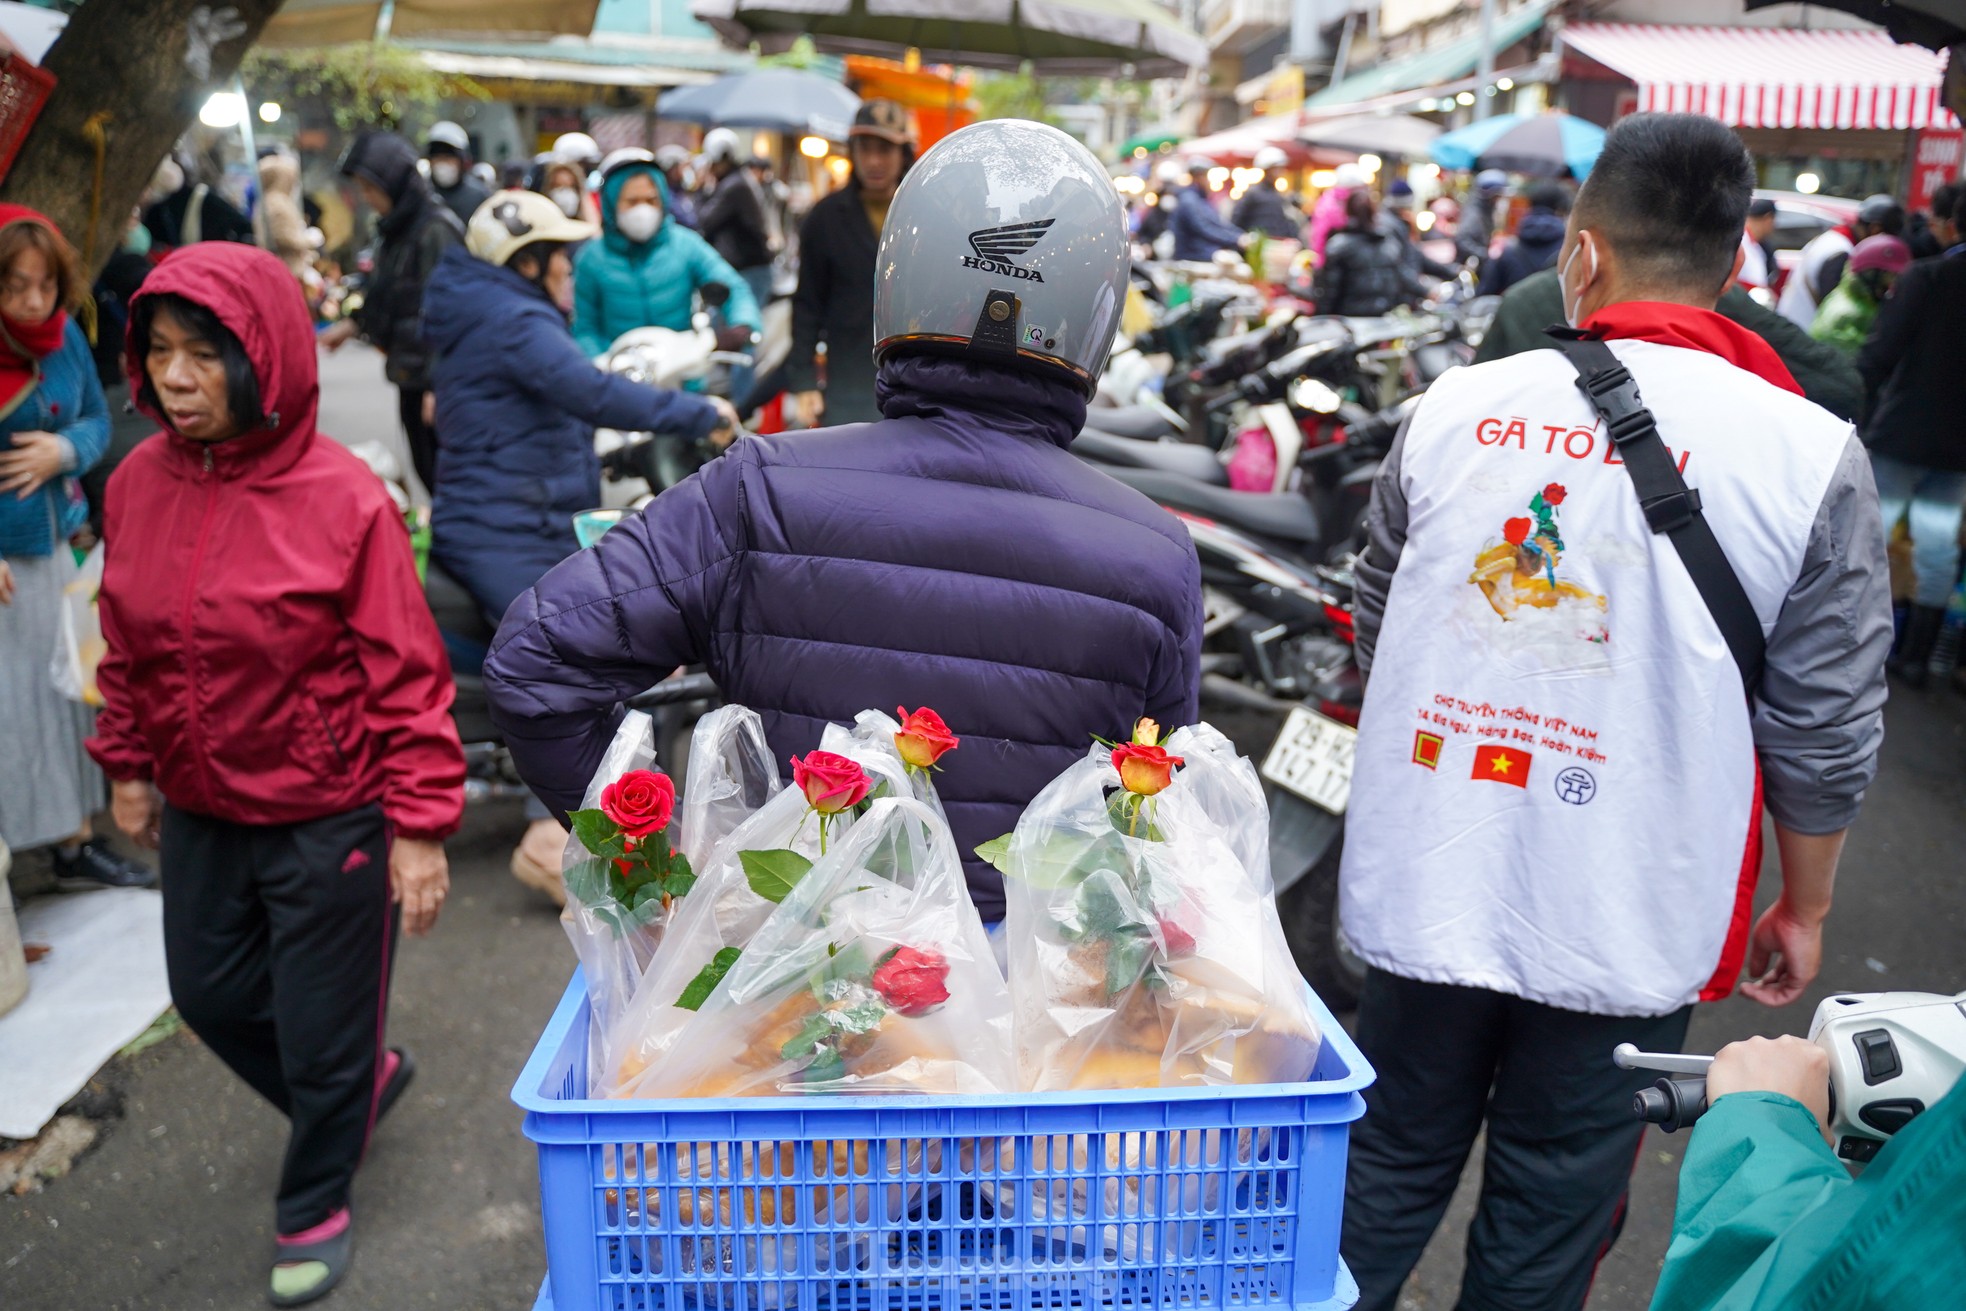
[[1473, 745, 1532, 788]]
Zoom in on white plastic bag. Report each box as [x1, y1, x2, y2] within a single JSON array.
[[999, 721, 1323, 1091], [597, 716, 921, 1096], [622, 795, 1014, 1100], [49, 544, 105, 705]]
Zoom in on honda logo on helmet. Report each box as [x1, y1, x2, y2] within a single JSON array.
[[961, 220, 1053, 282]]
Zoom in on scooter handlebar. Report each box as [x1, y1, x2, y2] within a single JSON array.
[[1634, 1076, 1709, 1132]]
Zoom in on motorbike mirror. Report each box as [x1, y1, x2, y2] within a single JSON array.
[[699, 282, 731, 310]]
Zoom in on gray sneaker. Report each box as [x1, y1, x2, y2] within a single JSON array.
[[52, 840, 157, 891]]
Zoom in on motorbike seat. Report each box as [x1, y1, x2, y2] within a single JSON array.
[[1102, 465, 1323, 548], [1074, 427, 1230, 485], [1083, 405, 1180, 441]]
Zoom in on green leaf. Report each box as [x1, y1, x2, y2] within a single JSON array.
[[1071, 876, 1143, 942], [974, 834, 1015, 873], [661, 868, 699, 901], [674, 947, 743, 1011], [1104, 932, 1156, 996], [741, 848, 814, 903], [568, 808, 624, 857], [779, 1011, 834, 1061], [564, 856, 615, 911], [819, 941, 874, 989], [802, 1044, 846, 1087]]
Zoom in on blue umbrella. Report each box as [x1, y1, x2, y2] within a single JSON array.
[[1430, 113, 1606, 179], [659, 69, 861, 141]]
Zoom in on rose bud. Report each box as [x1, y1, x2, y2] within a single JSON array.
[[1542, 483, 1567, 506], [600, 768, 676, 838], [1157, 916, 1197, 958], [872, 946, 951, 1017], [791, 750, 873, 815], [1112, 742, 1184, 797], [894, 706, 960, 770], [1131, 717, 1162, 746]]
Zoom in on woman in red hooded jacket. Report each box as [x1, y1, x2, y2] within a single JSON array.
[[87, 242, 464, 1306]]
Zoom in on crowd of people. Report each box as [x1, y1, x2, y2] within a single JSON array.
[[2, 95, 1963, 1311]]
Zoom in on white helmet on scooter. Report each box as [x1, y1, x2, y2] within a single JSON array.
[[467, 190, 597, 268], [872, 119, 1129, 396]]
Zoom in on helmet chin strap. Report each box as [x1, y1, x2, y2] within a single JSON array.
[[966, 290, 1022, 363]]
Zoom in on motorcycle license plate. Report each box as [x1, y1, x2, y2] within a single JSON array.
[[1261, 706, 1357, 815]]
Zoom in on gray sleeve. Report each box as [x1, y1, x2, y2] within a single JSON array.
[[1752, 431, 1892, 834], [1352, 412, 1414, 679]]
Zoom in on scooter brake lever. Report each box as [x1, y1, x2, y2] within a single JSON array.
[[1613, 1043, 1715, 1075]]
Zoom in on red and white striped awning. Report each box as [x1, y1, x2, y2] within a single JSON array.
[[1562, 23, 1958, 131]]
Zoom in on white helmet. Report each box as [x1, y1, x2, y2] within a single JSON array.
[[467, 190, 597, 268], [655, 144, 692, 171], [426, 120, 470, 154], [873, 119, 1129, 395], [552, 131, 601, 168], [1253, 145, 1289, 171], [702, 127, 743, 164]]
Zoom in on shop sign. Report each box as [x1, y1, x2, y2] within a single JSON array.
[[1909, 127, 1964, 211]]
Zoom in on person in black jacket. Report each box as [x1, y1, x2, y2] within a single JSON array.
[[425, 121, 492, 228], [786, 100, 915, 428], [1857, 247, 1966, 685], [1316, 190, 1420, 317], [141, 156, 255, 251], [325, 130, 466, 496], [1479, 181, 1569, 295], [697, 127, 776, 311], [1230, 146, 1303, 241]]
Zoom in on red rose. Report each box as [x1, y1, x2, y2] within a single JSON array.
[[600, 769, 676, 838], [1503, 516, 1533, 546], [791, 750, 872, 815], [1542, 483, 1567, 506], [1157, 916, 1196, 958], [894, 706, 959, 770], [871, 946, 951, 1017], [1112, 742, 1184, 797]]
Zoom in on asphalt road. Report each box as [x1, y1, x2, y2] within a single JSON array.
[[4, 348, 1962, 1310]]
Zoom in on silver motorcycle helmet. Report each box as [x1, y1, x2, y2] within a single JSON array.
[[872, 119, 1128, 396]]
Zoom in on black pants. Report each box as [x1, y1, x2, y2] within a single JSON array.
[[1341, 969, 1693, 1311], [399, 386, 437, 498], [159, 803, 398, 1235]]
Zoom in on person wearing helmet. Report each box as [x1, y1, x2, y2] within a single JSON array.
[[484, 120, 1204, 923], [696, 127, 777, 311], [425, 120, 490, 227], [325, 130, 466, 497], [569, 148, 761, 361], [654, 143, 700, 230], [542, 133, 602, 226], [1778, 193, 1904, 329], [1810, 233, 1909, 356], [1454, 167, 1510, 271], [1307, 161, 1368, 266], [785, 100, 918, 428], [422, 191, 736, 899], [1230, 145, 1303, 241]]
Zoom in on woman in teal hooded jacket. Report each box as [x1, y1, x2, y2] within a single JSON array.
[[571, 159, 761, 359]]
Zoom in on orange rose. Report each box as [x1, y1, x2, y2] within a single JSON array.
[[1112, 742, 1184, 797], [894, 706, 959, 770]]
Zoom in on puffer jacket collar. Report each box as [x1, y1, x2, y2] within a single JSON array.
[[874, 355, 1087, 451], [125, 243, 321, 482]]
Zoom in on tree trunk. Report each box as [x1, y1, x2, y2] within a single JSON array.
[[0, 0, 289, 276]]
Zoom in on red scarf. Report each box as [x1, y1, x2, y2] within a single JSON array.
[[0, 204, 71, 416], [1580, 300, 1803, 397]]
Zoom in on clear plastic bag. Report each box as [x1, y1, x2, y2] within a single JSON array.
[[622, 795, 1014, 1100], [562, 707, 779, 1085], [597, 718, 923, 1096], [1000, 722, 1323, 1091], [49, 544, 105, 705]]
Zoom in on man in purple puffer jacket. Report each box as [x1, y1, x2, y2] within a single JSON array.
[[483, 120, 1203, 919]]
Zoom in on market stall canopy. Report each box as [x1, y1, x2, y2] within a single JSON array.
[[1298, 112, 1441, 159], [259, 0, 603, 47], [1303, 0, 1558, 112], [1181, 114, 1354, 167], [410, 37, 749, 89], [660, 67, 861, 139], [1563, 23, 1957, 130], [1430, 112, 1605, 179], [689, 0, 1209, 79], [1121, 126, 1185, 156], [843, 55, 973, 147], [1743, 0, 1966, 52]]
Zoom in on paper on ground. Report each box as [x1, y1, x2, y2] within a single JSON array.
[[0, 889, 169, 1140]]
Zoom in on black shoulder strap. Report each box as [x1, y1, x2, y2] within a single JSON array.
[[1544, 328, 1766, 699]]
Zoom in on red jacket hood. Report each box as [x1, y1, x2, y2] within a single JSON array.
[[126, 243, 322, 476]]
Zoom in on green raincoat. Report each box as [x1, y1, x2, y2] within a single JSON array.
[[1649, 1082, 1966, 1311]]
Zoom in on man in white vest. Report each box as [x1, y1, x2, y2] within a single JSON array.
[[1338, 113, 1891, 1311]]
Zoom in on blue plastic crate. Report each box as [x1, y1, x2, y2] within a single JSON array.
[[515, 970, 1372, 1311]]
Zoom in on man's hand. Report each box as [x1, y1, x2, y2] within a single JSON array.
[[707, 395, 741, 448], [0, 559, 13, 606], [420, 391, 436, 428], [390, 838, 449, 938], [0, 432, 64, 499], [320, 320, 358, 352], [1707, 1034, 1831, 1137], [792, 390, 825, 428], [112, 779, 162, 849], [1741, 897, 1824, 1007]]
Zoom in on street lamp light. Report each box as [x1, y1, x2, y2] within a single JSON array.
[[1497, 77, 1515, 91], [1456, 91, 1476, 107], [1796, 172, 1822, 194], [198, 91, 246, 128], [258, 101, 282, 124], [798, 135, 829, 158]]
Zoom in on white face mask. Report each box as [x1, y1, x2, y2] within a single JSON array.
[[1559, 235, 1598, 329], [617, 202, 662, 244], [431, 160, 461, 190], [550, 187, 581, 218]]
